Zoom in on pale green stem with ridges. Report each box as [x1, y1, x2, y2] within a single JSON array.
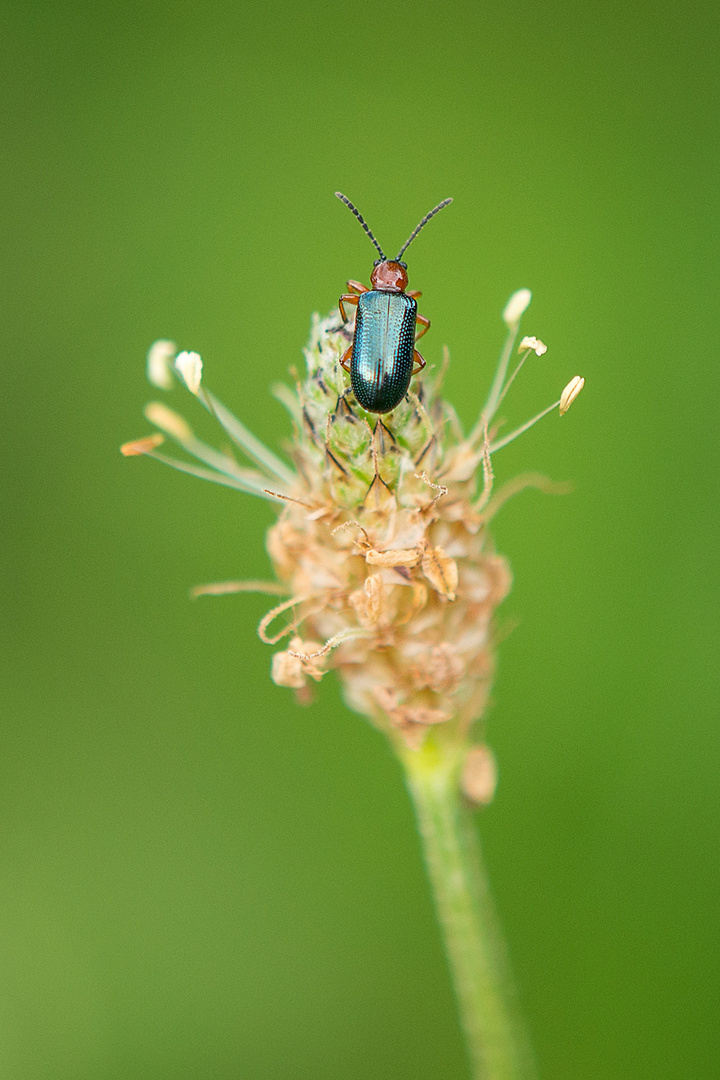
[[399, 739, 535, 1080]]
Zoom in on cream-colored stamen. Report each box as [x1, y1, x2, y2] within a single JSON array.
[[145, 401, 194, 443], [518, 335, 547, 356], [559, 376, 585, 415], [174, 350, 203, 396], [146, 340, 177, 389], [502, 289, 532, 328], [120, 434, 164, 456]]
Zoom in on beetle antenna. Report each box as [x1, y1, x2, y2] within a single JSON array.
[[395, 198, 453, 262], [335, 192, 386, 262]]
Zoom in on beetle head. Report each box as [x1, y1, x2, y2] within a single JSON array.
[[370, 261, 409, 292]]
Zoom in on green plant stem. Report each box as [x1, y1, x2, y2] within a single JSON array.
[[400, 741, 535, 1080]]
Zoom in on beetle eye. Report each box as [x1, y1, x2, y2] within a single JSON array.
[[373, 259, 382, 266], [399, 261, 407, 270]]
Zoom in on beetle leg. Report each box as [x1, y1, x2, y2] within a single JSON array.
[[415, 313, 431, 341], [412, 350, 426, 376], [340, 345, 353, 373], [339, 294, 359, 323], [346, 280, 368, 295], [407, 290, 422, 299]]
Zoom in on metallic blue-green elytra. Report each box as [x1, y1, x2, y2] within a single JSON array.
[[351, 290, 418, 414]]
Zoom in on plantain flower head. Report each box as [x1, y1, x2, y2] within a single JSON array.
[[122, 288, 584, 777]]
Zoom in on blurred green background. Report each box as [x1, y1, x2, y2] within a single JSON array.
[[2, 0, 718, 1076]]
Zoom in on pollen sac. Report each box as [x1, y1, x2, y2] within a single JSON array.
[[502, 288, 532, 328], [174, 350, 203, 396], [146, 339, 177, 389], [120, 433, 164, 456], [145, 402, 194, 442], [559, 375, 585, 415], [518, 335, 547, 357]]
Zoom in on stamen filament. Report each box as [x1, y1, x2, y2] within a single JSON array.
[[145, 451, 281, 499], [478, 325, 519, 431], [494, 350, 530, 411], [489, 400, 561, 454], [146, 405, 272, 489], [202, 390, 296, 484], [191, 580, 289, 598]]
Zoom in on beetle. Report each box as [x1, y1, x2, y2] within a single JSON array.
[[335, 192, 452, 414]]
